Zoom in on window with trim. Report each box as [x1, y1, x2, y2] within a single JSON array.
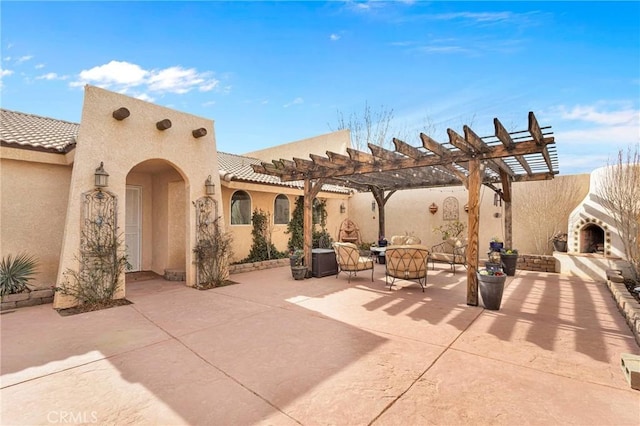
[[274, 194, 290, 224], [231, 191, 251, 225]]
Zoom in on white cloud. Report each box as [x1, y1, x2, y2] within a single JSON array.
[[202, 101, 216, 107], [283, 97, 304, 108], [432, 12, 514, 23], [134, 93, 154, 103], [0, 68, 12, 89], [71, 60, 148, 88], [556, 125, 639, 146], [35, 63, 45, 69], [554, 104, 639, 126], [36, 72, 60, 80], [15, 55, 33, 64], [69, 60, 220, 97], [558, 153, 611, 174], [330, 33, 341, 41]]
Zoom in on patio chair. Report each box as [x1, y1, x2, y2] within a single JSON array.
[[385, 245, 430, 292], [429, 238, 467, 273], [332, 242, 374, 283]]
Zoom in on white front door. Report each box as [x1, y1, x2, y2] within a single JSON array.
[[125, 186, 142, 272]]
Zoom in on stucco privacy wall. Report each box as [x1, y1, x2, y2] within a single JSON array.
[[54, 86, 221, 309], [351, 174, 589, 255], [244, 129, 350, 162], [0, 158, 72, 285]]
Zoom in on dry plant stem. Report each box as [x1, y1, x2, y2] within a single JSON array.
[[514, 177, 584, 255], [597, 145, 640, 280]]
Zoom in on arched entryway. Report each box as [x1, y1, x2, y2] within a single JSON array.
[[126, 159, 187, 278]]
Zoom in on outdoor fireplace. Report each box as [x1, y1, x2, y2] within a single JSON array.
[[567, 166, 624, 259], [580, 223, 605, 254]]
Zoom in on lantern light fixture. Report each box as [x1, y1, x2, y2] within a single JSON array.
[[205, 175, 215, 195], [95, 162, 109, 188], [371, 200, 376, 211], [340, 202, 346, 214]]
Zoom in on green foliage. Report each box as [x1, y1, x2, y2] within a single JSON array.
[[433, 220, 466, 240], [287, 197, 332, 252], [290, 249, 305, 266], [243, 209, 287, 263], [287, 197, 305, 252], [58, 222, 130, 305], [0, 253, 38, 296]]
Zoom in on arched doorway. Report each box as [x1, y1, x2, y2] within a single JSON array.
[[126, 159, 187, 278]]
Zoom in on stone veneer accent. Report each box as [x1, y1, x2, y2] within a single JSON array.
[[516, 254, 558, 273], [1, 288, 54, 311], [606, 270, 640, 347], [229, 258, 291, 274]]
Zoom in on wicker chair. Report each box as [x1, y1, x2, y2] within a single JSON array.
[[332, 242, 374, 283], [385, 245, 430, 292]]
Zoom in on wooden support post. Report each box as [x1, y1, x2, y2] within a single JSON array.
[[500, 169, 513, 248], [302, 178, 325, 277], [303, 179, 313, 277], [466, 158, 481, 306]]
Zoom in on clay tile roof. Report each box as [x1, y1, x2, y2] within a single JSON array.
[[0, 109, 78, 152], [0, 108, 348, 194], [217, 151, 349, 194]]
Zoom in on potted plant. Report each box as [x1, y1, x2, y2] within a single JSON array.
[[489, 236, 504, 252], [477, 268, 507, 310], [290, 249, 307, 280], [550, 232, 568, 252], [500, 248, 518, 276]]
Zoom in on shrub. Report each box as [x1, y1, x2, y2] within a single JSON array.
[[0, 253, 38, 296]]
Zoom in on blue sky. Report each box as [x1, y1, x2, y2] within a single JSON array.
[[1, 1, 638, 175]]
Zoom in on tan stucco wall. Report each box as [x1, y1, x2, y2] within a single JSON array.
[[244, 129, 350, 161], [221, 183, 348, 262], [55, 86, 222, 308], [0, 157, 71, 286], [350, 173, 590, 255]]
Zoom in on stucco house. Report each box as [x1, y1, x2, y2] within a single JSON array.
[[0, 86, 349, 308]]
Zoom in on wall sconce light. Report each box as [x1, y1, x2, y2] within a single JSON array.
[[205, 175, 215, 195], [371, 200, 376, 212], [429, 202, 438, 214], [95, 162, 109, 188], [340, 202, 346, 214]]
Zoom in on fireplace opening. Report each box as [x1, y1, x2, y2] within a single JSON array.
[[580, 224, 605, 254]]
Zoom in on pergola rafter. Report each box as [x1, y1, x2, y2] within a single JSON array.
[[252, 112, 559, 306]]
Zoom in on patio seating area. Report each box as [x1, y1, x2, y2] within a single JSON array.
[[1, 263, 639, 425]]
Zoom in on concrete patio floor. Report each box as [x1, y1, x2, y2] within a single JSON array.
[[1, 264, 639, 425]]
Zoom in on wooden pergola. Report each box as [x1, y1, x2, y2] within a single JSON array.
[[252, 112, 558, 305]]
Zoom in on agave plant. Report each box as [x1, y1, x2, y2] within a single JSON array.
[[0, 253, 38, 297]]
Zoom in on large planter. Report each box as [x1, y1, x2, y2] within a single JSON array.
[[478, 272, 506, 310], [553, 240, 568, 252], [291, 266, 307, 280], [500, 254, 518, 276]]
